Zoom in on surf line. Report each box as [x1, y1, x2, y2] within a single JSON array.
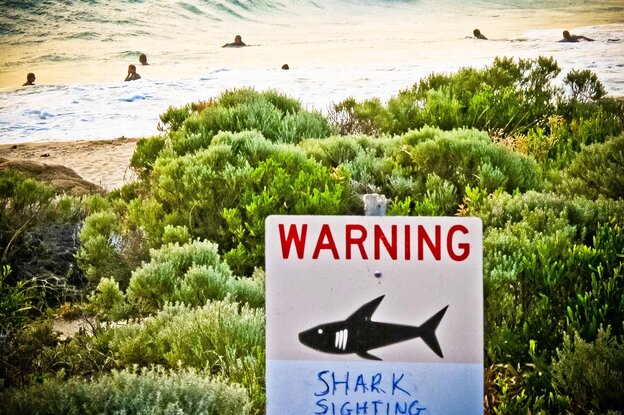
[[277, 223, 471, 262]]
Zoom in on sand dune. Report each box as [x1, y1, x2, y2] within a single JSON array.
[[0, 137, 138, 191]]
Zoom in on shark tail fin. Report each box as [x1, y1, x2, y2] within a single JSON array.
[[419, 305, 449, 358]]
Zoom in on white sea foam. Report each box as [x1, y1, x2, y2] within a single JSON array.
[[0, 1, 622, 144]]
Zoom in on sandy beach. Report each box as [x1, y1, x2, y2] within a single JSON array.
[[0, 137, 138, 191]]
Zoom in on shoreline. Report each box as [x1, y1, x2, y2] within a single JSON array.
[[0, 137, 138, 191]]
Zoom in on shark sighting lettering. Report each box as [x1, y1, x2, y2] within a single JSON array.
[[313, 370, 426, 415]]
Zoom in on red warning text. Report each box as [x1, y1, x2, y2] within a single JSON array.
[[278, 223, 471, 261]]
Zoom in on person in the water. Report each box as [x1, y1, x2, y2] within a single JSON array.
[[124, 64, 141, 81], [222, 35, 247, 48], [473, 29, 487, 40], [22, 72, 36, 86], [139, 53, 149, 65], [560, 30, 594, 42]]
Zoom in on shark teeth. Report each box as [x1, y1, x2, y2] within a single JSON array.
[[335, 329, 348, 350]]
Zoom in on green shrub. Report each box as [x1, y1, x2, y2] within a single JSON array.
[[386, 56, 561, 135], [485, 362, 569, 415], [157, 88, 331, 161], [564, 224, 624, 341], [300, 134, 390, 167], [108, 300, 264, 412], [329, 97, 392, 135], [476, 190, 624, 237], [82, 193, 111, 215], [552, 327, 624, 413], [342, 148, 395, 194], [161, 224, 191, 245], [406, 133, 542, 194], [0, 265, 33, 333], [563, 69, 606, 103], [549, 99, 624, 168], [483, 205, 624, 366], [76, 209, 131, 287], [0, 171, 83, 307], [278, 110, 333, 144], [0, 366, 251, 415], [560, 134, 624, 200], [127, 240, 263, 314], [126, 131, 354, 275], [0, 320, 60, 389], [158, 104, 194, 133], [388, 173, 457, 216], [87, 277, 128, 322], [419, 87, 463, 130], [130, 135, 166, 177]]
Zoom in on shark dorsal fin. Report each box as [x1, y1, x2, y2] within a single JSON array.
[[346, 295, 385, 323]]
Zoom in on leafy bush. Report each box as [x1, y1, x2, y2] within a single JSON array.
[[123, 131, 354, 275], [108, 300, 264, 412], [301, 134, 378, 166], [161, 224, 191, 245], [326, 58, 622, 173], [277, 110, 333, 144], [476, 190, 624, 236], [0, 319, 59, 389], [388, 173, 458, 216], [160, 88, 331, 153], [477, 188, 624, 413], [344, 56, 563, 136], [0, 265, 33, 333], [552, 327, 624, 414], [87, 277, 128, 322], [0, 170, 84, 310], [560, 134, 624, 200], [543, 94, 624, 169], [0, 366, 251, 415], [0, 265, 39, 388], [405, 132, 542, 194], [563, 69, 606, 103], [76, 209, 131, 288], [129, 135, 166, 178], [483, 202, 624, 367], [328, 97, 393, 135], [133, 88, 332, 177], [484, 362, 568, 415], [127, 240, 264, 314]]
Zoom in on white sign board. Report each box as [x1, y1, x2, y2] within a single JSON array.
[[266, 215, 483, 414]]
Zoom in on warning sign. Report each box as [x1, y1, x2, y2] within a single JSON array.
[[266, 215, 483, 414]]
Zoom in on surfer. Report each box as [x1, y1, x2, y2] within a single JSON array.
[[139, 53, 149, 65], [124, 64, 141, 81], [222, 35, 247, 48], [560, 30, 594, 42], [473, 29, 487, 40], [22, 72, 36, 86]]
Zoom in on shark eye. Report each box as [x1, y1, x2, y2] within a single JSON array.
[[317, 329, 323, 334]]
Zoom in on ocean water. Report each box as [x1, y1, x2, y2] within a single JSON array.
[[0, 0, 623, 144]]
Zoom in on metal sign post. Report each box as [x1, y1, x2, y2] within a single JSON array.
[[266, 215, 483, 414]]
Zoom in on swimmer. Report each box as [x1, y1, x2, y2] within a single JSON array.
[[560, 30, 594, 42], [139, 53, 149, 65], [124, 64, 141, 81], [222, 35, 247, 48], [281, 64, 289, 70], [22, 72, 36, 86], [473, 29, 487, 40]]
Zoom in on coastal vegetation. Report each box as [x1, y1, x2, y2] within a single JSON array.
[[1, 57, 623, 414]]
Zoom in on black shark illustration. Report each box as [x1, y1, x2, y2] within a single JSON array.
[[298, 295, 448, 360]]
